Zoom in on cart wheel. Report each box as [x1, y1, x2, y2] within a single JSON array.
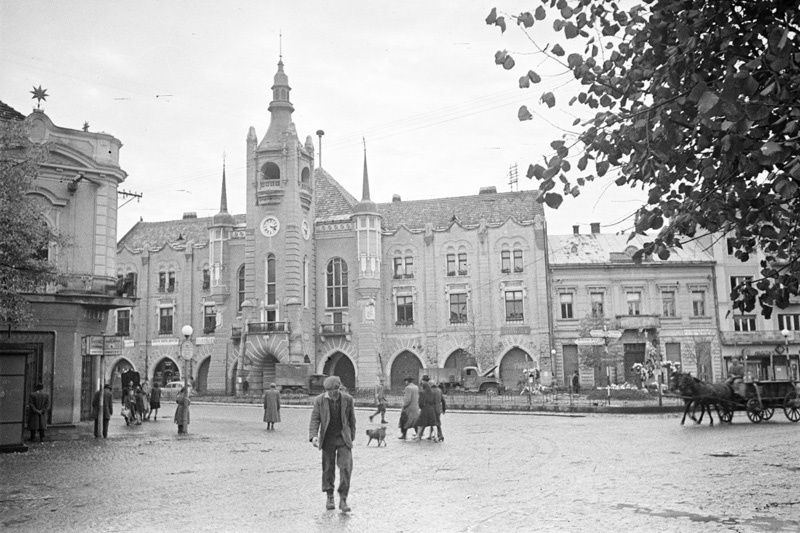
[[761, 407, 775, 421], [784, 391, 800, 422], [719, 406, 733, 423], [746, 398, 763, 423]]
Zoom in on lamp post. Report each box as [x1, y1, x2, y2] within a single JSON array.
[[238, 300, 254, 396], [782, 328, 790, 380], [180, 325, 194, 393], [178, 325, 194, 435]]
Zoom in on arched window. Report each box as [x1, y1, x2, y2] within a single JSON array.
[[326, 258, 348, 308], [237, 265, 246, 311], [301, 167, 310, 189], [266, 255, 276, 306], [303, 255, 308, 307], [260, 162, 280, 182]]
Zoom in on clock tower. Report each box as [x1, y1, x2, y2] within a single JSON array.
[[244, 57, 316, 380]]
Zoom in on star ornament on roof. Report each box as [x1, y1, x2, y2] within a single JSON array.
[[31, 85, 48, 108]]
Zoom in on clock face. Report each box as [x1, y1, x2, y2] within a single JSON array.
[[260, 216, 280, 237], [302, 220, 310, 240]]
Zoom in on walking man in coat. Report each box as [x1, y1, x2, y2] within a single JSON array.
[[309, 376, 357, 513], [27, 383, 50, 442], [263, 382, 281, 430], [398, 376, 419, 440], [92, 384, 114, 438]]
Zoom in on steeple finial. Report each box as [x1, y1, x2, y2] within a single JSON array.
[[219, 153, 229, 213], [361, 137, 371, 202], [279, 30, 282, 62]]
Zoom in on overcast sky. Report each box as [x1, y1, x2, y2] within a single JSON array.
[[2, 0, 646, 238]]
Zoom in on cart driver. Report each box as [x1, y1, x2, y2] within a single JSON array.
[[726, 357, 746, 395], [728, 357, 745, 380]]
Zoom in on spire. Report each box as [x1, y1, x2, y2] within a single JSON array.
[[219, 155, 229, 213], [361, 137, 371, 201], [260, 56, 295, 147], [352, 138, 378, 215], [212, 155, 235, 227]]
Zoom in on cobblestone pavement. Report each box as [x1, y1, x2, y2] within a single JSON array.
[[2, 403, 798, 533]]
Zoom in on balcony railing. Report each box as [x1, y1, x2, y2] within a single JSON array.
[[259, 179, 281, 188], [247, 321, 289, 334], [319, 323, 351, 336]]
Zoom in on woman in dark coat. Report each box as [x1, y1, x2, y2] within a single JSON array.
[[148, 382, 162, 421], [263, 383, 281, 430], [413, 382, 437, 440]]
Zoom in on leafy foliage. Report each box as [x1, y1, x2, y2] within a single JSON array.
[[0, 120, 60, 324], [576, 313, 621, 371], [487, 0, 800, 316]]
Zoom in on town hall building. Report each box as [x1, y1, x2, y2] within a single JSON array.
[[112, 59, 552, 396]]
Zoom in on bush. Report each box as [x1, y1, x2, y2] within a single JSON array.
[[586, 387, 654, 401]]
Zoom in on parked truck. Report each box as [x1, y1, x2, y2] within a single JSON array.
[[274, 363, 327, 395], [420, 366, 505, 396]]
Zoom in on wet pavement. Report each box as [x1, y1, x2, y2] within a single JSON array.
[[2, 403, 799, 532]]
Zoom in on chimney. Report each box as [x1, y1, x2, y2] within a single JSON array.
[[392, 194, 401, 203], [183, 212, 197, 219], [591, 222, 601, 234], [479, 186, 497, 195], [573, 225, 580, 235]]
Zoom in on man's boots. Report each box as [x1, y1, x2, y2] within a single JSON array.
[[326, 492, 335, 510], [339, 496, 351, 513]]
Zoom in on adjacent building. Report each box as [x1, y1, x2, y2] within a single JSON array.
[[0, 101, 133, 446]]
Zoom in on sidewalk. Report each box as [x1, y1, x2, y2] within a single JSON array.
[[192, 390, 688, 415]]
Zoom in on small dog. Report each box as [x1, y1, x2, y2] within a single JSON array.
[[366, 426, 387, 447]]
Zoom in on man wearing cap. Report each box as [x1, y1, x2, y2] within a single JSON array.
[[309, 375, 357, 512], [398, 376, 419, 439], [92, 383, 114, 438]]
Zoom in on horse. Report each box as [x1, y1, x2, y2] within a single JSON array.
[[673, 372, 733, 426], [668, 371, 703, 424]]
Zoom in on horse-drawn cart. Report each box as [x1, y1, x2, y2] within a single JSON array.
[[670, 371, 800, 425], [720, 379, 800, 424]]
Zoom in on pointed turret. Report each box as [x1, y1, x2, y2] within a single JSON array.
[[212, 161, 235, 226], [353, 140, 378, 214], [259, 58, 296, 149]]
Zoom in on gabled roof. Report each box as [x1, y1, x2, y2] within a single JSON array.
[[378, 190, 543, 232], [314, 167, 358, 221], [118, 214, 246, 251], [0, 100, 25, 121], [548, 233, 715, 265]]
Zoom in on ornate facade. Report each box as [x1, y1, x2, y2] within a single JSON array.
[[112, 60, 551, 395]]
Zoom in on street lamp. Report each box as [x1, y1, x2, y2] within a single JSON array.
[[180, 325, 194, 393]]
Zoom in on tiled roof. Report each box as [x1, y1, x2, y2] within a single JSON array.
[[0, 100, 25, 121], [118, 214, 245, 251], [314, 167, 357, 220], [548, 233, 715, 265], [378, 190, 543, 232]]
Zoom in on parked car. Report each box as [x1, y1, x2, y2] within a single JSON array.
[[161, 381, 192, 398]]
